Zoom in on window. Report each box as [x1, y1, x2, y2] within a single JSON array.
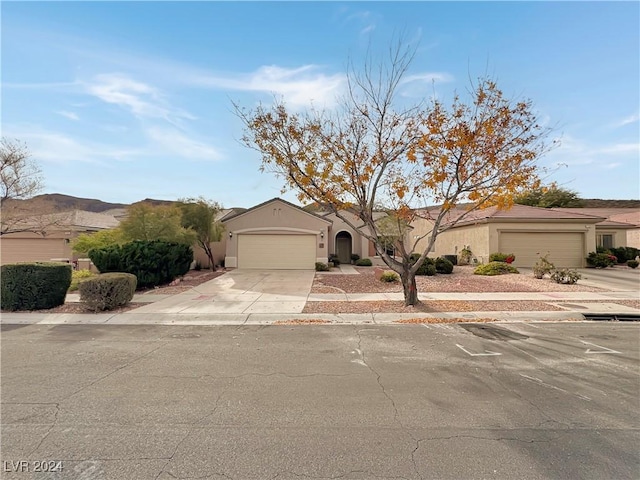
[[597, 234, 614, 250]]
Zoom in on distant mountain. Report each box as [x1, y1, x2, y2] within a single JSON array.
[[582, 199, 640, 208], [6, 194, 177, 214]]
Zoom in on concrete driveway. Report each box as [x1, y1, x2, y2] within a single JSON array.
[[129, 269, 315, 315], [577, 267, 640, 291]]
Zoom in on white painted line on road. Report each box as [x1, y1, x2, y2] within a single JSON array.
[[581, 341, 621, 355], [421, 324, 432, 329], [456, 344, 502, 357], [520, 374, 591, 401]]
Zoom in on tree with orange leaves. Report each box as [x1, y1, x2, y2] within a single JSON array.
[[236, 44, 553, 306]]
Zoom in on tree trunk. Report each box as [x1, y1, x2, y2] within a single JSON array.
[[401, 269, 419, 306]]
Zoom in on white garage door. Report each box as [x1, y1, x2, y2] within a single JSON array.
[[0, 238, 67, 265], [238, 234, 316, 269], [498, 232, 584, 268]]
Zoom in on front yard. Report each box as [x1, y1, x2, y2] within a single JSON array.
[[312, 265, 605, 293]]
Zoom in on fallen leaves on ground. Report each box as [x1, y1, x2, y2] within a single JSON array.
[[303, 300, 565, 314], [273, 319, 332, 325], [394, 317, 498, 324]]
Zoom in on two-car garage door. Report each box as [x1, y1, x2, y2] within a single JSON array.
[[237, 234, 316, 269], [498, 232, 584, 268]]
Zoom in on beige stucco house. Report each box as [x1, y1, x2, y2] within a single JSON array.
[[410, 204, 607, 268], [552, 208, 640, 249], [0, 210, 120, 265]]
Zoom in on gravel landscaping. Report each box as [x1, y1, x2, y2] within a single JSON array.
[[312, 265, 606, 294], [303, 300, 567, 314]]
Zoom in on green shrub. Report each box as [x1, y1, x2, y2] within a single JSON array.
[[328, 254, 340, 266], [194, 261, 202, 271], [355, 258, 372, 266], [609, 247, 640, 263], [89, 240, 193, 288], [1, 262, 72, 311], [586, 252, 616, 269], [380, 271, 399, 282], [627, 260, 639, 269], [533, 254, 555, 279], [410, 253, 436, 276], [550, 269, 581, 285], [315, 262, 329, 272], [442, 254, 458, 266], [458, 248, 473, 266], [350, 254, 360, 263], [79, 273, 137, 311], [489, 252, 516, 263], [474, 261, 519, 276], [489, 252, 508, 262], [435, 257, 454, 274], [69, 269, 95, 291]]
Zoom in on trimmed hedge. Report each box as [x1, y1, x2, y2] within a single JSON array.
[[355, 258, 373, 266], [410, 254, 436, 276], [435, 257, 454, 274], [89, 240, 193, 288], [79, 273, 137, 311], [474, 261, 519, 276], [586, 252, 616, 269], [315, 262, 329, 272], [1, 262, 72, 311]]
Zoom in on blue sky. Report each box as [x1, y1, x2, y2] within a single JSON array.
[[2, 1, 639, 207]]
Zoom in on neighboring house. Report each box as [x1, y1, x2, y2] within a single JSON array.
[[0, 210, 120, 265], [410, 204, 606, 268], [552, 208, 640, 249]]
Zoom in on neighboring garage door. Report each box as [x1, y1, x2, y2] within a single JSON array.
[[0, 238, 67, 265], [499, 232, 584, 268], [237, 234, 316, 269]]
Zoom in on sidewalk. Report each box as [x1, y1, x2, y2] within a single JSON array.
[[2, 268, 638, 326]]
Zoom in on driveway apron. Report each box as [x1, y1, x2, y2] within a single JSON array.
[[127, 270, 315, 315]]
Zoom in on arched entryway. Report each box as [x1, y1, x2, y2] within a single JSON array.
[[336, 231, 352, 264]]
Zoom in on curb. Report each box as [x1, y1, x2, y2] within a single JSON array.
[[0, 311, 587, 326]]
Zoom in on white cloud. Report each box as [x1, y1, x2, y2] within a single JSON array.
[[188, 65, 346, 108], [3, 128, 144, 165], [615, 112, 639, 128], [83, 73, 195, 124], [145, 127, 222, 161], [57, 110, 79, 121]]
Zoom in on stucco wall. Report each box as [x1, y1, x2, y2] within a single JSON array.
[[432, 224, 490, 262], [595, 227, 629, 249], [627, 228, 640, 249], [323, 211, 368, 258]]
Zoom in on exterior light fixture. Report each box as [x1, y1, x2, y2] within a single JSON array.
[[229, 232, 233, 239], [320, 231, 324, 239]]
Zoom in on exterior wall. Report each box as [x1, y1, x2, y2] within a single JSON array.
[[0, 232, 75, 265], [223, 199, 330, 268], [193, 239, 227, 268], [432, 224, 490, 262], [323, 211, 367, 258], [627, 228, 640, 249]]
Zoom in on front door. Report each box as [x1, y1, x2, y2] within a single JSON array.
[[336, 232, 352, 264]]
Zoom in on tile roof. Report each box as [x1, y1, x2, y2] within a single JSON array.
[[221, 197, 332, 224], [418, 204, 605, 227]]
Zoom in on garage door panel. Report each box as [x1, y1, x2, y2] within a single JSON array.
[[499, 232, 583, 268], [238, 234, 315, 269]]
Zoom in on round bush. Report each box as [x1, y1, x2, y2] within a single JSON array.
[[435, 257, 454, 274], [79, 272, 137, 311], [380, 271, 399, 282], [355, 258, 372, 266], [627, 260, 639, 269], [1, 262, 72, 311], [474, 261, 519, 276]]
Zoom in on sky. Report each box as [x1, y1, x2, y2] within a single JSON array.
[[2, 1, 639, 208]]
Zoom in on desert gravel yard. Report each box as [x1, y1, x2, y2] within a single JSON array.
[[312, 265, 606, 293]]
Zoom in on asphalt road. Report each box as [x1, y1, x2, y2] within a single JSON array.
[[1, 322, 638, 480]]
